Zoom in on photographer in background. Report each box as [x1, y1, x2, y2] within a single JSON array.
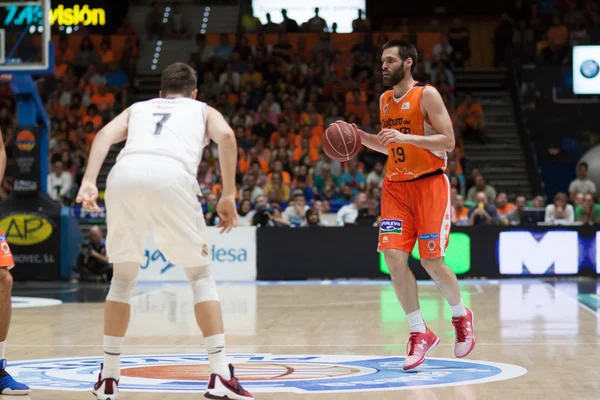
[[76, 225, 112, 282], [467, 191, 499, 226], [355, 195, 380, 227], [252, 196, 290, 227]]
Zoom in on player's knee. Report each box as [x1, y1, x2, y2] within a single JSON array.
[[106, 278, 136, 304], [420, 257, 446, 279], [105, 262, 139, 304], [186, 265, 219, 304], [383, 249, 409, 277], [0, 269, 13, 291]]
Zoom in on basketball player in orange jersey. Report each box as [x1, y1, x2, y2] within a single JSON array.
[[0, 130, 30, 394], [353, 40, 475, 370]]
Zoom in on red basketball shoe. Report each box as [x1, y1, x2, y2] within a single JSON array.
[[452, 308, 476, 358], [403, 327, 440, 371], [93, 364, 119, 400], [205, 364, 253, 400]]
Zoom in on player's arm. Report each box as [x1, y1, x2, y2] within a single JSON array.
[[350, 94, 389, 155], [0, 129, 6, 184], [77, 108, 129, 211], [81, 108, 129, 185], [378, 87, 455, 152], [206, 106, 238, 233]]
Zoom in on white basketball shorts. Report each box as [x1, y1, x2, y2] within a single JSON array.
[[104, 154, 210, 268]]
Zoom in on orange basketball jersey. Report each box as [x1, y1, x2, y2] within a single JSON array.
[[380, 82, 447, 182]]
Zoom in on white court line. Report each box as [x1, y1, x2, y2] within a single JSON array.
[[543, 281, 599, 317], [6, 343, 600, 348]]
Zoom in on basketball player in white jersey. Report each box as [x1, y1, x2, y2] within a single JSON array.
[[76, 63, 253, 400]]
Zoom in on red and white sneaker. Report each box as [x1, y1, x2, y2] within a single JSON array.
[[403, 327, 440, 371], [205, 364, 253, 400], [92, 364, 119, 400], [452, 308, 476, 358]]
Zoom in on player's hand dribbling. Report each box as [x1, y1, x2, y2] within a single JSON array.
[[216, 194, 238, 234], [76, 181, 101, 212], [377, 128, 410, 146]]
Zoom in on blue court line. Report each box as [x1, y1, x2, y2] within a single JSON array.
[[135, 279, 543, 288]]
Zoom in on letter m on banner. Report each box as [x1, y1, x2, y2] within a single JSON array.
[[499, 231, 579, 275]]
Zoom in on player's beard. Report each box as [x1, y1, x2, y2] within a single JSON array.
[[382, 61, 406, 87]]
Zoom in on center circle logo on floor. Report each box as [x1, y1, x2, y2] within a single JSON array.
[[7, 354, 527, 393]]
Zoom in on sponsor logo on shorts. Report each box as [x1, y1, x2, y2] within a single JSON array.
[[419, 234, 439, 241], [382, 235, 389, 244], [428, 240, 436, 252], [5, 354, 527, 393], [1, 242, 10, 254], [380, 219, 402, 234]]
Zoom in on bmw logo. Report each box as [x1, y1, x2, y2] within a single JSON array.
[[580, 59, 600, 79]]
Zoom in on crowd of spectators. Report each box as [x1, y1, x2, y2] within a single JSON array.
[[0, 28, 137, 205]]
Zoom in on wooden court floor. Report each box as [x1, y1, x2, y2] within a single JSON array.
[[3, 280, 600, 400]]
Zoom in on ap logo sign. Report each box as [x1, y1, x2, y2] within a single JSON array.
[[6, 354, 526, 393]]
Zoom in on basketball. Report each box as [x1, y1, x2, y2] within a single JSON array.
[[323, 121, 362, 162]]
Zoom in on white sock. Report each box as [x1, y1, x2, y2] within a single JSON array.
[[407, 310, 426, 333], [103, 335, 124, 379], [0, 341, 5, 360], [450, 299, 467, 318], [205, 334, 230, 380]]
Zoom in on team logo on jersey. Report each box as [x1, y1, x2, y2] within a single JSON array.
[[401, 102, 410, 110], [4, 354, 527, 393], [380, 219, 403, 234]]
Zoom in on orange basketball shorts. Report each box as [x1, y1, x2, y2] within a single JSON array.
[[0, 230, 14, 269], [378, 173, 451, 258]]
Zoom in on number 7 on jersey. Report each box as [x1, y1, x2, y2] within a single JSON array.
[[153, 113, 171, 135]]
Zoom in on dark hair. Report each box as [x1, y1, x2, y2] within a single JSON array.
[[579, 162, 589, 169], [381, 40, 418, 73], [161, 62, 197, 97], [306, 207, 318, 219]]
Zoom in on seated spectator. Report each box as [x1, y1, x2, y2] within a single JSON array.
[[466, 174, 496, 203], [219, 63, 241, 91], [432, 34, 453, 68], [448, 174, 464, 197], [76, 36, 98, 71], [506, 195, 528, 225], [241, 63, 263, 87], [242, 173, 264, 203], [145, 1, 165, 40], [544, 192, 574, 225], [355, 195, 380, 227], [252, 111, 276, 142], [47, 160, 73, 204], [76, 225, 111, 282], [283, 193, 310, 227], [238, 199, 254, 226], [336, 192, 367, 226], [214, 33, 234, 60], [495, 192, 517, 218], [90, 83, 116, 114], [273, 32, 293, 63], [340, 159, 367, 195], [268, 160, 291, 184], [575, 194, 600, 225], [203, 194, 220, 226], [366, 161, 384, 188], [168, 2, 190, 39], [99, 41, 114, 65], [303, 8, 327, 33], [263, 171, 290, 203], [573, 192, 585, 207], [548, 15, 568, 48], [568, 162, 596, 202], [252, 196, 290, 227], [302, 208, 325, 227], [83, 105, 103, 130], [457, 93, 487, 143], [452, 194, 470, 225], [467, 191, 499, 226], [292, 175, 315, 202], [312, 32, 336, 61], [352, 9, 371, 32], [531, 195, 546, 208], [293, 138, 319, 165]]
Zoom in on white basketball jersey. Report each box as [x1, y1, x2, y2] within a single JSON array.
[[117, 97, 209, 176]]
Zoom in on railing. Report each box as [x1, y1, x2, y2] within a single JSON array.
[[509, 59, 544, 197]]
